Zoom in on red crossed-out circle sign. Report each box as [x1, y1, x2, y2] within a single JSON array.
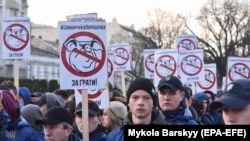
[[228, 62, 250, 81], [107, 58, 113, 78], [78, 89, 104, 99], [197, 69, 216, 89], [114, 47, 129, 66], [177, 39, 196, 51], [145, 53, 154, 73], [181, 55, 203, 76], [155, 55, 176, 78], [61, 32, 106, 77], [3, 24, 29, 51]]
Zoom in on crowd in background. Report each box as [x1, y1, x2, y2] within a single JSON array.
[[0, 75, 249, 141]]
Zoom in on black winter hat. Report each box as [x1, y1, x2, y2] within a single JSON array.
[[126, 77, 156, 107]]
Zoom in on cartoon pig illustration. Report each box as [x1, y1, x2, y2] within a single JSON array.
[[5, 28, 26, 49], [64, 38, 103, 72]]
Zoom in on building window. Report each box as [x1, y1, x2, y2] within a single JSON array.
[[37, 66, 40, 78]]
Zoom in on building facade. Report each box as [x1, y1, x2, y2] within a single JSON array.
[[0, 0, 28, 78], [0, 0, 131, 92], [0, 0, 60, 82]]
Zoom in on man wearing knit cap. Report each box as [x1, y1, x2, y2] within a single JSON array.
[[101, 101, 127, 132], [157, 75, 198, 125], [106, 77, 167, 141], [21, 104, 44, 140], [36, 106, 82, 141], [124, 77, 166, 125]]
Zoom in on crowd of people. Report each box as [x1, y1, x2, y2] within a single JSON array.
[[0, 75, 249, 141]]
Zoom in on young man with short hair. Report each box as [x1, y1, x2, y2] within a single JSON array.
[[157, 75, 198, 125], [106, 77, 167, 141]]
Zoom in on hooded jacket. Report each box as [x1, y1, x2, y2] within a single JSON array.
[[21, 104, 43, 130], [7, 116, 45, 141], [19, 87, 31, 106], [192, 92, 224, 125]]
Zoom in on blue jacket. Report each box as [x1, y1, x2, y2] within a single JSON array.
[[202, 110, 224, 125], [73, 124, 107, 141], [106, 126, 124, 141], [0, 122, 15, 141], [163, 108, 199, 125], [7, 116, 45, 141], [89, 125, 107, 141], [162, 100, 199, 125], [69, 133, 82, 141]]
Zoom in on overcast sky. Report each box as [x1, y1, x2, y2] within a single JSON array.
[[27, 0, 208, 29]]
